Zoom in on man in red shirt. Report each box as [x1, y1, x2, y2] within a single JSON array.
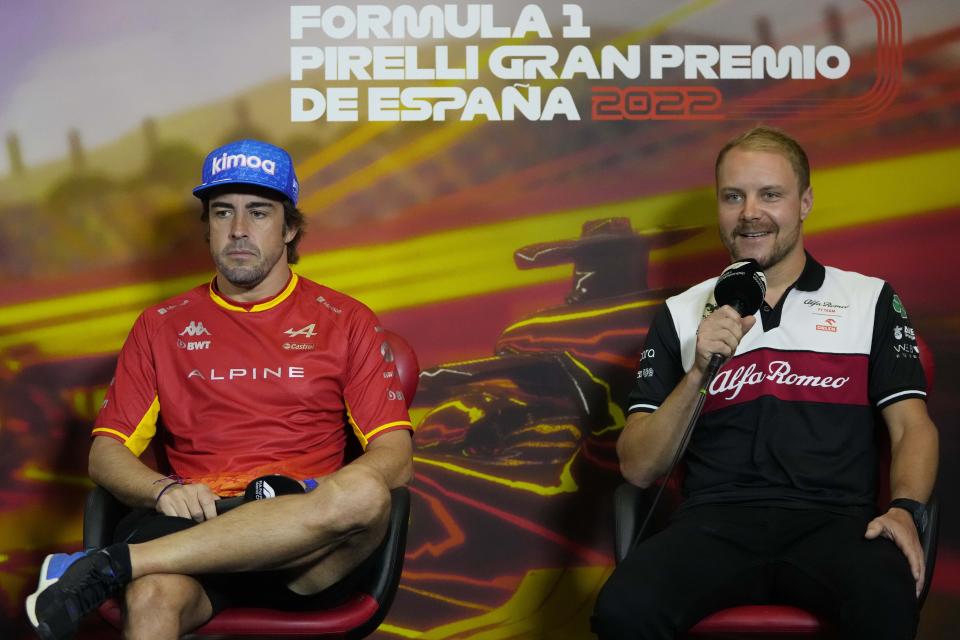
[[26, 140, 414, 640]]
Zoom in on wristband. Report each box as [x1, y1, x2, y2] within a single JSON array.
[[154, 477, 185, 506], [889, 498, 928, 536], [303, 478, 319, 491]]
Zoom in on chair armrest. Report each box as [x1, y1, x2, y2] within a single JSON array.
[[83, 486, 128, 551], [348, 486, 410, 639], [919, 493, 939, 607], [614, 479, 685, 564], [359, 487, 409, 599], [614, 483, 645, 564]]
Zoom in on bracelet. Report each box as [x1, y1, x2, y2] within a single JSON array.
[[303, 478, 318, 491], [154, 477, 185, 506]]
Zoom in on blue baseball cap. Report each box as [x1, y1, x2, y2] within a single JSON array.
[[193, 139, 300, 204]]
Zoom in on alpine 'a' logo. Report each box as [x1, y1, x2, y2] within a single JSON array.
[[285, 323, 317, 338]]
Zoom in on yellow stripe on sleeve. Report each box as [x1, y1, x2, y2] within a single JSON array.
[[345, 403, 368, 449], [365, 420, 414, 441], [345, 403, 413, 450], [109, 395, 160, 457], [91, 427, 130, 441]]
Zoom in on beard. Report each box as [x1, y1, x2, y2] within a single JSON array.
[[213, 242, 282, 289], [722, 219, 801, 271]]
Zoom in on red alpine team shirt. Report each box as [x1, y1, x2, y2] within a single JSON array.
[[93, 273, 413, 495]]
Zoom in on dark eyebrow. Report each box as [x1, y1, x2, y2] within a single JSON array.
[[209, 200, 276, 210]]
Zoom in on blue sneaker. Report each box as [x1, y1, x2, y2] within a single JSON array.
[[26, 549, 129, 640]]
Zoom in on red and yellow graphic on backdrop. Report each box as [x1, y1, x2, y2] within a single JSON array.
[[1, 1, 960, 638]]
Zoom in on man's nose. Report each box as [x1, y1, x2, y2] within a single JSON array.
[[230, 212, 249, 238], [741, 194, 761, 220]]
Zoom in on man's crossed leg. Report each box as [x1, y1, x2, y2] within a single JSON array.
[[26, 465, 390, 640]]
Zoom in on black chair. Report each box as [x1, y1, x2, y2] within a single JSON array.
[[613, 338, 940, 637], [614, 484, 939, 636], [83, 330, 418, 639]]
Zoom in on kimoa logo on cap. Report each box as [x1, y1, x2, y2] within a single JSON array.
[[211, 152, 277, 176]]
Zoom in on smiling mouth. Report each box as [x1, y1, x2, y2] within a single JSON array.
[[739, 231, 771, 238]]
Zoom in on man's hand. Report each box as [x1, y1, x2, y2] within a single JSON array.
[[155, 482, 220, 522], [694, 305, 756, 375], [865, 507, 924, 597]]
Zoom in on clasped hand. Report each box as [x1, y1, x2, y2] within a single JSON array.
[[155, 482, 220, 522]]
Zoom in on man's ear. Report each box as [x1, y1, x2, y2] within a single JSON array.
[[800, 186, 813, 222]]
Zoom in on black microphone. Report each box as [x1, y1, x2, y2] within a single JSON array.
[[243, 475, 305, 501], [632, 259, 767, 544], [701, 259, 767, 389]]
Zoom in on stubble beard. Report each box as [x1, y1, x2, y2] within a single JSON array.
[[723, 220, 801, 271], [214, 245, 282, 289]]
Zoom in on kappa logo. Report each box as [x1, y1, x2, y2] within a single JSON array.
[[211, 152, 276, 176], [285, 323, 318, 338], [179, 321, 211, 337]]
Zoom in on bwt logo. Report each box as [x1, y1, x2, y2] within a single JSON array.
[[178, 340, 211, 351], [211, 153, 277, 176]]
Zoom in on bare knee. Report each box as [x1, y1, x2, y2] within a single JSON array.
[[126, 575, 182, 612], [124, 574, 210, 637], [311, 466, 391, 534]]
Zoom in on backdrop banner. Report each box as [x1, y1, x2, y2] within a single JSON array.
[[1, 1, 958, 638]]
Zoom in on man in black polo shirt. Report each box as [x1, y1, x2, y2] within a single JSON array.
[[592, 126, 938, 639]]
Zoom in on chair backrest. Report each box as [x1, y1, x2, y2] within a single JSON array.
[[339, 330, 418, 465], [383, 329, 419, 408]]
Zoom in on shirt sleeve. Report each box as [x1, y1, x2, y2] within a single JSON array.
[[869, 283, 928, 409], [91, 313, 161, 456], [625, 303, 685, 415], [343, 306, 413, 448]]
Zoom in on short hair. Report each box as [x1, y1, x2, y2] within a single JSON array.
[[715, 126, 811, 193], [200, 188, 306, 264]]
